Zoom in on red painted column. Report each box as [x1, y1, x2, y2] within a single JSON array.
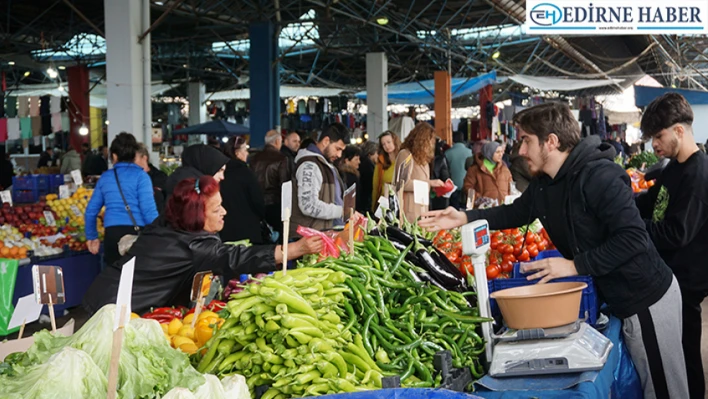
[[434, 71, 452, 144], [478, 85, 493, 140], [67, 65, 90, 153]]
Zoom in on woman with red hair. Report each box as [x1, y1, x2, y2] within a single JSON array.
[[83, 175, 323, 314]]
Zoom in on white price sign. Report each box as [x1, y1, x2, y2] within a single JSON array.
[[43, 211, 56, 226], [281, 181, 292, 222], [70, 170, 83, 186], [0, 190, 12, 206], [59, 185, 70, 199], [70, 205, 82, 217]]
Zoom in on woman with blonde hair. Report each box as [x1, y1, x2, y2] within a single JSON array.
[[372, 131, 401, 210], [395, 123, 444, 221]]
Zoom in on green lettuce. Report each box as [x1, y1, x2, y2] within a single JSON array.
[[0, 347, 107, 399], [25, 305, 204, 398]]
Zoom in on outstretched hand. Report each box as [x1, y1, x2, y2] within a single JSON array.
[[418, 206, 468, 232]]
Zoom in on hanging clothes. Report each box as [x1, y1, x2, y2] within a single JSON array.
[[287, 99, 296, 114], [297, 99, 306, 114], [17, 96, 29, 117], [28, 96, 40, 117], [31, 116, 41, 137], [51, 113, 62, 133], [50, 96, 61, 113], [0, 118, 7, 142], [20, 117, 32, 139], [307, 99, 316, 114], [61, 112, 70, 131], [7, 117, 19, 141], [5, 97, 17, 118]]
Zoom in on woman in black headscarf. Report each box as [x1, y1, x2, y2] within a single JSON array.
[[164, 144, 230, 201]]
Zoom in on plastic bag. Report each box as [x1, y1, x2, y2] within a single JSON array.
[[332, 215, 367, 255], [296, 226, 340, 258]]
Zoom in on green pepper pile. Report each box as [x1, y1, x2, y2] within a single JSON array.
[[194, 268, 384, 398], [303, 234, 489, 388]]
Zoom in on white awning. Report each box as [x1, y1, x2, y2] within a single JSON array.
[[207, 86, 349, 100], [509, 75, 625, 92]]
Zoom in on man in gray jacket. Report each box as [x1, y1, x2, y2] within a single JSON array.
[[290, 123, 349, 237]]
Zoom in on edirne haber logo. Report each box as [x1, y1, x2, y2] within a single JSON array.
[[526, 0, 708, 34]]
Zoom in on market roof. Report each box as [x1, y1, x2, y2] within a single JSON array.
[[1, 0, 707, 100]]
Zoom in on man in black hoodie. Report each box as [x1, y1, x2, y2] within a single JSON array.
[[636, 93, 708, 399], [420, 102, 687, 399]]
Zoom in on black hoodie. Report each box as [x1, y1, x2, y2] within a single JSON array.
[[466, 136, 673, 319], [164, 144, 230, 200]]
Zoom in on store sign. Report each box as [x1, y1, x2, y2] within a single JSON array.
[[525, 0, 708, 34]]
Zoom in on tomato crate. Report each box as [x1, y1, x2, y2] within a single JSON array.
[[487, 275, 599, 326], [512, 249, 563, 278]]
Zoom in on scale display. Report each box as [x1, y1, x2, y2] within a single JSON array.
[[474, 225, 489, 248]]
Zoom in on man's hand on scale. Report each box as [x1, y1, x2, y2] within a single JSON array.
[[521, 258, 578, 284], [419, 207, 468, 232]]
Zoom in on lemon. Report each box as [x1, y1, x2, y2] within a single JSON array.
[[167, 318, 183, 335]]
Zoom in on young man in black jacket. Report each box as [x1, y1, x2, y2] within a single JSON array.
[[636, 93, 708, 399], [420, 102, 688, 399]]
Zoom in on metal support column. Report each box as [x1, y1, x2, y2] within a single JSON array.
[[366, 52, 388, 140], [104, 0, 154, 158], [67, 65, 90, 153], [249, 21, 280, 148], [433, 71, 452, 144]]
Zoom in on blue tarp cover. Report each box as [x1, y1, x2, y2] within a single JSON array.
[[319, 388, 483, 399], [635, 85, 708, 107], [355, 71, 497, 105]]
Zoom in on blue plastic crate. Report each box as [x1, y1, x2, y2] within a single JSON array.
[[512, 249, 563, 278], [12, 176, 37, 191], [49, 174, 64, 187], [35, 175, 49, 191], [12, 189, 38, 204], [487, 275, 599, 326]]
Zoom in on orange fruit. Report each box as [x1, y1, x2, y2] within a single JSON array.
[[9, 247, 19, 257], [0, 247, 9, 257], [18, 248, 27, 258]]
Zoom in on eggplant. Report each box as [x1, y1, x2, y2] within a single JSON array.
[[417, 270, 447, 290], [431, 248, 467, 286], [369, 228, 383, 237], [386, 226, 434, 247], [415, 248, 462, 288], [390, 240, 423, 264]]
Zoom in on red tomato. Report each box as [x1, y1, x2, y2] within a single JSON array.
[[492, 231, 504, 241], [447, 251, 460, 264], [517, 249, 530, 262], [502, 244, 514, 254], [490, 237, 500, 250], [486, 264, 501, 279], [452, 241, 463, 252], [501, 260, 514, 273], [502, 229, 512, 235], [513, 241, 523, 255], [438, 241, 452, 251], [460, 260, 473, 275], [538, 239, 548, 252], [502, 253, 516, 264], [528, 243, 539, 258]]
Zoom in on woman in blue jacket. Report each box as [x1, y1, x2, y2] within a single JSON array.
[[86, 132, 158, 266]]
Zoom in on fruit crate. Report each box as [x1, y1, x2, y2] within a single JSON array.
[[512, 249, 563, 278], [487, 275, 599, 326], [12, 189, 38, 204], [12, 176, 38, 191], [35, 175, 49, 191], [48, 174, 64, 193]]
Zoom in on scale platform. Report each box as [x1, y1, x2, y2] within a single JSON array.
[[489, 322, 613, 378]]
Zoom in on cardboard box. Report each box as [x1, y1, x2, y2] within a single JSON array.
[[0, 319, 75, 361]]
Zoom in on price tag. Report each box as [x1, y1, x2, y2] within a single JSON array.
[[413, 180, 430, 206], [59, 185, 70, 199], [70, 170, 83, 186], [114, 257, 136, 330], [8, 294, 44, 330], [281, 181, 292, 222], [374, 196, 389, 219], [70, 205, 82, 217], [43, 211, 56, 226], [191, 271, 214, 302], [31, 265, 66, 305], [0, 190, 12, 206]]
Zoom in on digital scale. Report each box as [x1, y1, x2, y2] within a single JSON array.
[[460, 220, 613, 378]]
